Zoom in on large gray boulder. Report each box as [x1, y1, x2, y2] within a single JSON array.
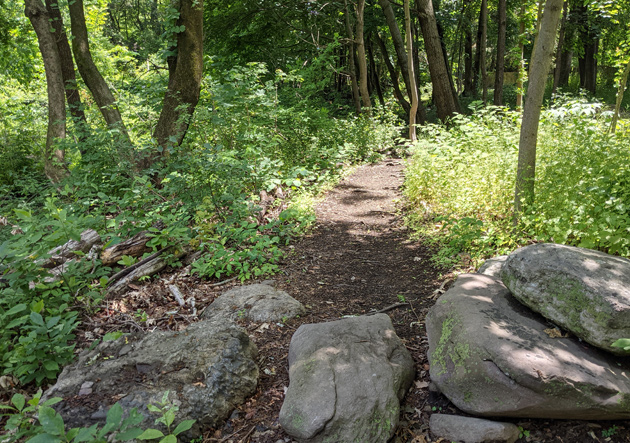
[[501, 243, 630, 355], [202, 283, 305, 322], [279, 314, 415, 442], [426, 273, 630, 420], [45, 318, 258, 434]]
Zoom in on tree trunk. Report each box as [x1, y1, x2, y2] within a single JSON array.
[[68, 0, 128, 134], [375, 33, 412, 116], [552, 0, 569, 94], [493, 0, 507, 105], [405, 0, 418, 141], [514, 0, 563, 220], [45, 0, 88, 143], [576, 2, 597, 95], [609, 59, 630, 134], [25, 0, 67, 182], [152, 0, 204, 156], [367, 36, 385, 107], [378, 0, 413, 100], [344, 0, 362, 115], [473, 0, 488, 101], [355, 0, 372, 111], [462, 0, 474, 97], [516, 0, 526, 108], [417, 0, 459, 121]]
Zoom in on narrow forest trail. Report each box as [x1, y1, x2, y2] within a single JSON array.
[[222, 159, 450, 442]]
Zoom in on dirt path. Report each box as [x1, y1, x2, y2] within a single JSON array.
[[218, 160, 446, 442]]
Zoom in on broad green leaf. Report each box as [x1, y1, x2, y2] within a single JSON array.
[[38, 406, 65, 436], [11, 393, 25, 411], [611, 338, 630, 350], [159, 435, 177, 443], [137, 428, 165, 440], [43, 360, 59, 371], [172, 419, 195, 436], [26, 433, 62, 443], [106, 402, 123, 427], [32, 300, 45, 314], [5, 303, 27, 316], [72, 424, 99, 442], [115, 427, 144, 441]]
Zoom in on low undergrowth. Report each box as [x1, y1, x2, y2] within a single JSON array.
[[0, 62, 400, 387], [404, 94, 630, 268]]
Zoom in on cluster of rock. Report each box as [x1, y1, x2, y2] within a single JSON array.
[[46, 280, 416, 442], [426, 243, 630, 429]]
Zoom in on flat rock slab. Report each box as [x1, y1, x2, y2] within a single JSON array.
[[45, 319, 259, 434], [202, 283, 305, 322], [429, 414, 519, 443], [279, 314, 414, 442], [501, 243, 630, 355], [426, 273, 630, 420]]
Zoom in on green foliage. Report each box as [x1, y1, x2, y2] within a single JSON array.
[[602, 425, 619, 438], [611, 338, 630, 351], [404, 95, 630, 267], [0, 391, 193, 443]]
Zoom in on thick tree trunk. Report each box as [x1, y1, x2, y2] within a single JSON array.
[[378, 0, 413, 100], [152, 0, 204, 158], [344, 0, 362, 115], [375, 33, 412, 116], [405, 0, 418, 141], [493, 0, 507, 105], [45, 0, 88, 142], [25, 0, 67, 182], [514, 0, 563, 220], [68, 0, 128, 134], [355, 0, 372, 111], [610, 59, 630, 134], [552, 0, 569, 94], [576, 3, 597, 95], [417, 0, 459, 121]]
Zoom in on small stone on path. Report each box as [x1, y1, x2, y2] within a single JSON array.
[[429, 414, 519, 443]]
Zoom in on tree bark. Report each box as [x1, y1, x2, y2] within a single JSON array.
[[375, 33, 412, 115], [344, 0, 362, 114], [516, 0, 526, 108], [493, 0, 507, 105], [25, 0, 67, 182], [367, 36, 385, 107], [378, 0, 413, 100], [576, 2, 597, 94], [462, 0, 474, 97], [473, 0, 488, 101], [68, 0, 128, 133], [45, 0, 88, 142], [152, 0, 204, 158], [609, 59, 630, 134], [405, 0, 418, 141], [417, 0, 459, 121], [514, 0, 563, 220], [355, 0, 372, 111], [552, 0, 569, 94]]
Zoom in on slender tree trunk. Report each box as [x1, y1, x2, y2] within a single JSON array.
[[378, 0, 413, 100], [516, 0, 526, 108], [552, 0, 569, 94], [45, 0, 88, 143], [493, 0, 507, 105], [152, 0, 204, 157], [514, 0, 563, 220], [355, 0, 372, 111], [576, 2, 597, 94], [344, 0, 362, 115], [609, 59, 630, 134], [417, 0, 459, 121], [375, 33, 412, 115], [463, 0, 474, 96], [473, 0, 488, 101], [367, 37, 385, 107], [405, 0, 418, 141], [68, 0, 128, 135], [25, 0, 68, 182]]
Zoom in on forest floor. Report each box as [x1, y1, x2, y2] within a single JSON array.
[[67, 160, 630, 442]]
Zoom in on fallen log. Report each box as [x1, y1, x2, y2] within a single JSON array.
[[107, 246, 191, 297], [42, 229, 101, 268], [100, 231, 151, 266]]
